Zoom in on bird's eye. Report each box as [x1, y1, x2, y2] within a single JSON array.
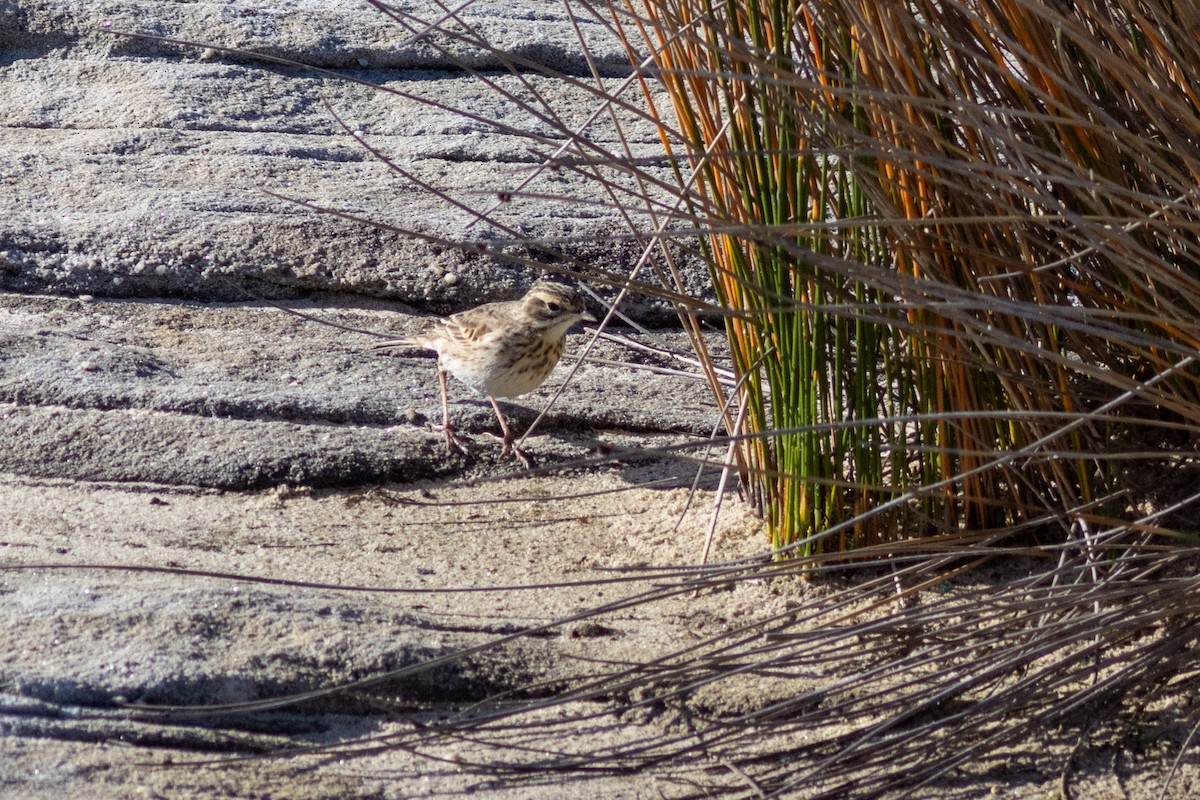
[[546, 301, 562, 313]]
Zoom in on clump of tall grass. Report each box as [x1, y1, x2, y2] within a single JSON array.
[[607, 0, 1200, 552]]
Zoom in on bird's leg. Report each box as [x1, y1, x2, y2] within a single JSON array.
[[488, 397, 535, 468], [433, 369, 469, 457]]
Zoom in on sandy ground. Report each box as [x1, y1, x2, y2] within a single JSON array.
[[1, 470, 775, 800]]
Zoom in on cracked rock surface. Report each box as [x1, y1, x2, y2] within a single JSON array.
[[0, 0, 702, 317]]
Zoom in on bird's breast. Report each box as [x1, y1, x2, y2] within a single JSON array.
[[439, 333, 565, 398]]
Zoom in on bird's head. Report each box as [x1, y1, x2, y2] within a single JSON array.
[[522, 281, 595, 331]]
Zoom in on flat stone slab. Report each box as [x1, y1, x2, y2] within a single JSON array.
[[1, 0, 700, 317], [0, 291, 722, 488]]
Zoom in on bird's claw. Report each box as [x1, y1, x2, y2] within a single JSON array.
[[487, 433, 537, 468], [434, 424, 471, 458]]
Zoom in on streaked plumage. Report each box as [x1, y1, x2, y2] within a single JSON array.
[[374, 281, 592, 464]]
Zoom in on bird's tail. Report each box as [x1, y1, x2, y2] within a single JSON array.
[[373, 337, 421, 351]]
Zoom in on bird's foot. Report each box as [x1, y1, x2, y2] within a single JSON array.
[[486, 432, 537, 469], [434, 424, 471, 459], [510, 446, 537, 469]]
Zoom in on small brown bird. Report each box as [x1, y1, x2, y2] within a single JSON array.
[[374, 281, 593, 464]]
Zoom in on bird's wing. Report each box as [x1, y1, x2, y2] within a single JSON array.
[[375, 298, 516, 352], [444, 302, 512, 346]]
